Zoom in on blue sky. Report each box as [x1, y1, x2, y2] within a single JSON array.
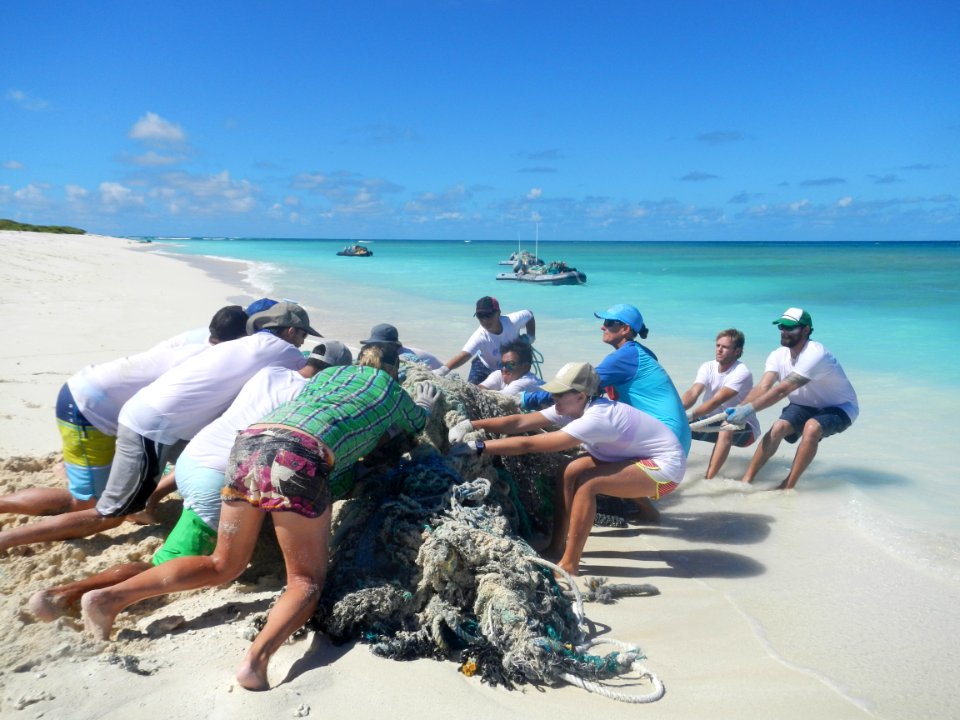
[[2, 1, 958, 241]]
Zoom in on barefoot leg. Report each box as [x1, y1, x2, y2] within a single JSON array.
[[236, 508, 330, 691], [29, 561, 150, 621]]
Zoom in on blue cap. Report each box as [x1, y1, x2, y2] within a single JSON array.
[[594, 304, 644, 332], [244, 297, 278, 317]]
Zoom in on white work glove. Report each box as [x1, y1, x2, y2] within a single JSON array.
[[449, 440, 485, 457], [413, 382, 441, 413], [725, 403, 755, 425], [432, 365, 451, 377], [685, 409, 696, 422], [448, 419, 475, 444]]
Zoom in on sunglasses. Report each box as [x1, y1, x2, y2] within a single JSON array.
[[499, 361, 523, 371], [777, 324, 803, 333], [476, 312, 495, 320], [602, 319, 625, 329]]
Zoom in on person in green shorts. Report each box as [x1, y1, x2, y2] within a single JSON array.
[[26, 340, 353, 621]]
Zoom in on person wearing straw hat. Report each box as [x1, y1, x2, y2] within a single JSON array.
[[681, 328, 760, 479], [449, 362, 685, 576], [726, 308, 858, 490]]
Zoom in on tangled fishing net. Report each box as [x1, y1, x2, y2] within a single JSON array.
[[296, 363, 664, 702]]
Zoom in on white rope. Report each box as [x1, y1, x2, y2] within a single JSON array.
[[689, 411, 745, 433], [525, 556, 665, 703]]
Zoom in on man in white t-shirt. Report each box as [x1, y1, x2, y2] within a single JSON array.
[[449, 362, 685, 577], [0, 305, 249, 519], [434, 296, 536, 384], [0, 302, 316, 552], [478, 339, 543, 396], [681, 328, 760, 479], [26, 342, 353, 623], [726, 308, 859, 490]]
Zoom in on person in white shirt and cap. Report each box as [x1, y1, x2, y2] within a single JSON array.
[[449, 362, 685, 577], [0, 301, 316, 553], [726, 307, 858, 490]]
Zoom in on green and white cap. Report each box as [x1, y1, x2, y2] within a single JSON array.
[[773, 307, 813, 329]]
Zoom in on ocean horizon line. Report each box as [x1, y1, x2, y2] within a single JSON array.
[[129, 235, 960, 246]]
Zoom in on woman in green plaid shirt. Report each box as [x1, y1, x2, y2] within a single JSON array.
[[81, 345, 441, 691]]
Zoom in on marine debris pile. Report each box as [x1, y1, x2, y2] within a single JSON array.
[[301, 364, 664, 701]]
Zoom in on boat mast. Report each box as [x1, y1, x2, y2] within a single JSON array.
[[535, 222, 539, 259]]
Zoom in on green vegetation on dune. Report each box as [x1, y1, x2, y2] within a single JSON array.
[[0, 219, 86, 234]]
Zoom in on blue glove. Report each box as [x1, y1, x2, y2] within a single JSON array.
[[449, 440, 485, 457], [725, 403, 755, 425]]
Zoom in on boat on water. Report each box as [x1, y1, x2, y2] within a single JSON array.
[[496, 260, 587, 285], [336, 244, 373, 257], [498, 249, 544, 267]]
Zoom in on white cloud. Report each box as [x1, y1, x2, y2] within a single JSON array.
[[159, 171, 257, 214], [14, 184, 47, 203], [99, 182, 144, 209], [527, 187, 543, 200], [5, 89, 49, 111], [66, 185, 89, 202], [131, 151, 181, 167], [2, 160, 24, 170], [837, 196, 854, 208], [128, 112, 186, 144]]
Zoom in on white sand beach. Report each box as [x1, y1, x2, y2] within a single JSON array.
[[0, 231, 955, 719]]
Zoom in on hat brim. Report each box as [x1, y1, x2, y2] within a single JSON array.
[[540, 379, 576, 394], [773, 319, 802, 327]]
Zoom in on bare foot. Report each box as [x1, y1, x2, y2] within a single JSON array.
[[557, 560, 579, 578], [236, 659, 270, 691], [80, 590, 117, 640], [28, 590, 73, 622]]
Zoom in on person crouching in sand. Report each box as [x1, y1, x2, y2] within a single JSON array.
[[80, 344, 441, 691], [449, 362, 686, 577]]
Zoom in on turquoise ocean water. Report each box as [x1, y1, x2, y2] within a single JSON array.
[[152, 237, 959, 533], [154, 237, 960, 387]]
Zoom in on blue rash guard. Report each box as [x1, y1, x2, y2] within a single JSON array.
[[596, 341, 691, 455]]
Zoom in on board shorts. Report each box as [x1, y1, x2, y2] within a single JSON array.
[[779, 403, 852, 443], [633, 456, 682, 500], [222, 426, 333, 518], [151, 506, 218, 565], [56, 383, 115, 500], [95, 425, 187, 517]]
